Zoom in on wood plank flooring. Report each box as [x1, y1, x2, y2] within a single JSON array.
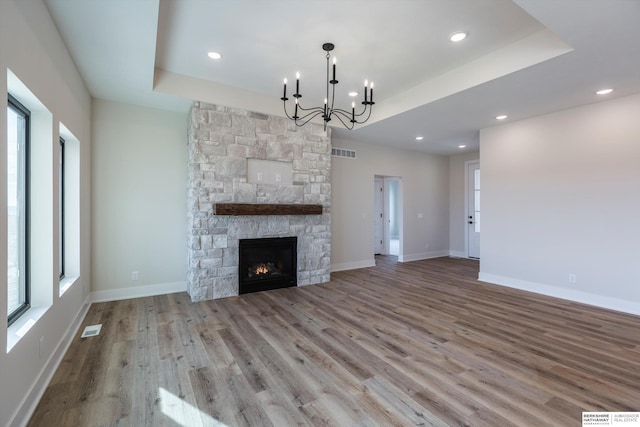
[[28, 256, 640, 426]]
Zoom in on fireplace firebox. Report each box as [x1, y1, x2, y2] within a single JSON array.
[[238, 237, 297, 294]]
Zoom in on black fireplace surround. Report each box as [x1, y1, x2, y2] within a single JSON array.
[[238, 236, 297, 294]]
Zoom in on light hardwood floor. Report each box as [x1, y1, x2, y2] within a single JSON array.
[[28, 256, 640, 426]]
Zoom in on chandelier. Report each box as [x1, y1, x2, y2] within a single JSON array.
[[281, 42, 375, 130]]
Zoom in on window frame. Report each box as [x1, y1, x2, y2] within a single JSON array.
[[59, 136, 65, 280], [7, 94, 31, 326]]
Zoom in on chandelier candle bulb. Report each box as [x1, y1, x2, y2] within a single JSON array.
[[351, 101, 355, 122], [364, 80, 368, 103], [370, 82, 374, 103], [332, 57, 337, 82], [295, 72, 300, 95], [283, 78, 287, 98]]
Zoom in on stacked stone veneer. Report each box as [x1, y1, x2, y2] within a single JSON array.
[[187, 102, 331, 301]]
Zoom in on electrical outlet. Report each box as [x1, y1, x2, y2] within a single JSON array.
[[569, 273, 576, 284], [257, 172, 263, 181], [131, 271, 139, 281]]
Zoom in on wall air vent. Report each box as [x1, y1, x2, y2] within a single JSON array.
[[331, 147, 357, 159]]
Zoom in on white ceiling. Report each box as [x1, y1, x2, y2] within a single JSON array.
[[45, 0, 640, 155]]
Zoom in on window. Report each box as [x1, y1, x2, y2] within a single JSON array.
[[59, 137, 65, 279], [58, 123, 80, 297], [7, 95, 30, 326]]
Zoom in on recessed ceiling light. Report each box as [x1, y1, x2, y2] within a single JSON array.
[[458, 145, 467, 149], [596, 88, 613, 95], [449, 32, 467, 42], [207, 51, 222, 60], [415, 136, 424, 141], [348, 91, 358, 97], [496, 115, 508, 120]]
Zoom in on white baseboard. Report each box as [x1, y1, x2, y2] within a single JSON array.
[[479, 272, 640, 316], [331, 259, 376, 272], [449, 250, 468, 258], [9, 295, 92, 427], [399, 250, 449, 263], [91, 281, 187, 303]]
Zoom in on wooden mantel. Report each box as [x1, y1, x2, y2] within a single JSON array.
[[213, 203, 323, 216]]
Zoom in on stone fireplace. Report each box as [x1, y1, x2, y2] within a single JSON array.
[[187, 102, 331, 301]]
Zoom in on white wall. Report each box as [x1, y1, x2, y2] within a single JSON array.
[[0, 1, 92, 426], [448, 150, 479, 257], [480, 92, 640, 314], [331, 138, 449, 270], [91, 99, 188, 301]]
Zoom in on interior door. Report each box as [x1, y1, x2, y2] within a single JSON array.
[[467, 162, 480, 258], [374, 177, 384, 254]]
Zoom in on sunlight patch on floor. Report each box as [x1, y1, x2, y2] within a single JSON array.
[[159, 387, 229, 427]]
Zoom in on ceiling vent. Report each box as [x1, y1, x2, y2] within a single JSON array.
[[331, 147, 356, 159]]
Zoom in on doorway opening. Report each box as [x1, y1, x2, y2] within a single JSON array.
[[466, 161, 480, 259], [374, 176, 402, 259]]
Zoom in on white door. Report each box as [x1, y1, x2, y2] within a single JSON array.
[[467, 162, 480, 258], [374, 178, 384, 254]]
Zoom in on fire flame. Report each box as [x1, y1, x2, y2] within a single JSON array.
[[255, 264, 269, 275]]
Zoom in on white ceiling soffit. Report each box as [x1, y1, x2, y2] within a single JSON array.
[[45, 0, 190, 111], [152, 0, 571, 124], [334, 0, 640, 153], [44, 0, 640, 155]]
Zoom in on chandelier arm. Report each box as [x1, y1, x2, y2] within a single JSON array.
[[331, 111, 355, 130], [288, 103, 372, 125], [283, 99, 323, 119], [353, 104, 374, 124], [283, 97, 325, 124], [296, 108, 324, 120], [334, 101, 371, 115], [333, 106, 369, 121], [355, 104, 373, 119], [332, 107, 355, 115], [282, 100, 296, 120], [331, 109, 352, 120], [335, 105, 370, 121], [296, 103, 323, 112], [294, 110, 325, 127], [333, 109, 369, 128]]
